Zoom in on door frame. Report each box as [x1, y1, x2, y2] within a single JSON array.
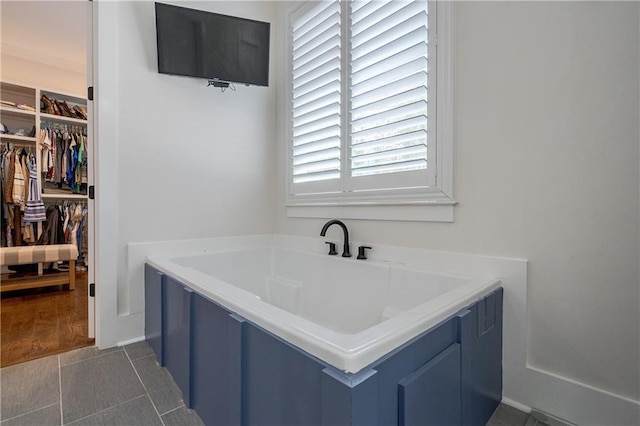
[[86, 0, 95, 339], [91, 0, 120, 348]]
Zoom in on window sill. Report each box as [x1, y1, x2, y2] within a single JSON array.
[[286, 201, 456, 223]]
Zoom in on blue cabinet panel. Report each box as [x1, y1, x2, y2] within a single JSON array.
[[373, 317, 458, 425], [227, 314, 247, 426], [190, 293, 243, 426], [144, 264, 164, 365], [459, 289, 503, 426], [244, 323, 324, 426], [399, 343, 462, 426], [321, 368, 378, 426], [162, 276, 193, 407]]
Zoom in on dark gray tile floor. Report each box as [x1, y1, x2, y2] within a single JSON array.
[[1, 340, 528, 426], [0, 342, 203, 426], [487, 403, 531, 426]]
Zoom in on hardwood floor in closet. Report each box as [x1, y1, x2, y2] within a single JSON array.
[[0, 271, 93, 367]]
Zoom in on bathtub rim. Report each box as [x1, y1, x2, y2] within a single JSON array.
[[146, 247, 501, 373]]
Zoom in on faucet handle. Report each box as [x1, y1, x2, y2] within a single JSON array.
[[357, 246, 372, 260], [325, 241, 338, 255]]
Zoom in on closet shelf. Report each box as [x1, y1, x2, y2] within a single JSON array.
[[1, 106, 36, 117], [1, 134, 36, 143], [3, 80, 88, 205], [42, 193, 88, 200], [1, 82, 36, 97], [40, 112, 86, 125]]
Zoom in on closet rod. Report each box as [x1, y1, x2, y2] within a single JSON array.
[[1, 142, 36, 149]]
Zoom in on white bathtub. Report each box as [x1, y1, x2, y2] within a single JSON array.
[[146, 243, 500, 373]]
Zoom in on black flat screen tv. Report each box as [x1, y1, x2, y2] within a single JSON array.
[[155, 2, 270, 87]]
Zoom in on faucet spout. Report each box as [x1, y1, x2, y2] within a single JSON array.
[[320, 219, 351, 258]]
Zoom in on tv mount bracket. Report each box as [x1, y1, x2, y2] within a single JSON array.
[[208, 79, 236, 92]]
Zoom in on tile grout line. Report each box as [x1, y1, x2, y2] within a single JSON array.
[[123, 347, 167, 426], [0, 349, 108, 424], [0, 354, 64, 423], [64, 395, 150, 425], [60, 347, 122, 367], [159, 403, 187, 417], [61, 350, 146, 425], [134, 353, 156, 362], [58, 355, 64, 425], [0, 403, 60, 423]]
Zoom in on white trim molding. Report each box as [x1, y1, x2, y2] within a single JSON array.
[[435, 0, 454, 198], [287, 202, 455, 222], [287, 184, 458, 222], [94, 0, 120, 349], [500, 251, 640, 425]]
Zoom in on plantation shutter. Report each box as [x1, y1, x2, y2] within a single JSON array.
[[291, 0, 342, 194], [349, 0, 435, 191]]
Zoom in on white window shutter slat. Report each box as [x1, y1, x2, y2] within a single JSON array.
[[352, 1, 426, 41], [351, 100, 427, 134], [352, 115, 427, 145], [351, 42, 427, 85], [291, 0, 342, 190], [352, 86, 427, 121], [293, 80, 340, 111], [350, 0, 391, 21], [351, 71, 427, 108], [349, 0, 431, 187], [294, 47, 340, 80], [293, 1, 339, 38], [294, 90, 340, 119], [294, 136, 341, 156], [293, 124, 340, 147]]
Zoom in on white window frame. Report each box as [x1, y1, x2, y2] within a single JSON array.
[[285, 0, 455, 222]]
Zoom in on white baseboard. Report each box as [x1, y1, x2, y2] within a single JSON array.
[[505, 361, 640, 425], [502, 397, 532, 414], [117, 335, 145, 347]]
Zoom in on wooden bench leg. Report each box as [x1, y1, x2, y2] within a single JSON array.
[[68, 260, 76, 291]]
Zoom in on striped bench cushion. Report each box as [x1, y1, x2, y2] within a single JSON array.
[[0, 244, 78, 265]]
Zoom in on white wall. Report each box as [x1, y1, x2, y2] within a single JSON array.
[[273, 0, 639, 421], [95, 1, 277, 344]]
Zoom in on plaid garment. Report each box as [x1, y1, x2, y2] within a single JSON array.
[[0, 244, 78, 266]]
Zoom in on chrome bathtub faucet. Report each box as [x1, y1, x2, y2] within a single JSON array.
[[320, 219, 351, 257]]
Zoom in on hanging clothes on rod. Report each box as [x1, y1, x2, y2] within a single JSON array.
[[36, 203, 64, 246], [41, 199, 88, 266], [38, 123, 88, 195], [0, 144, 46, 248]]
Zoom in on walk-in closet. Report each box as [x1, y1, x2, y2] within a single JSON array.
[[0, 1, 93, 367]]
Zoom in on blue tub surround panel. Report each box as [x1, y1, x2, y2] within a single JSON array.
[[144, 264, 503, 426], [461, 293, 503, 425], [399, 343, 462, 426], [144, 264, 163, 365], [191, 298, 245, 425], [321, 367, 378, 426], [163, 276, 193, 407]]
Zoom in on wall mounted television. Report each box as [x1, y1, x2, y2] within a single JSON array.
[[155, 2, 270, 87]]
